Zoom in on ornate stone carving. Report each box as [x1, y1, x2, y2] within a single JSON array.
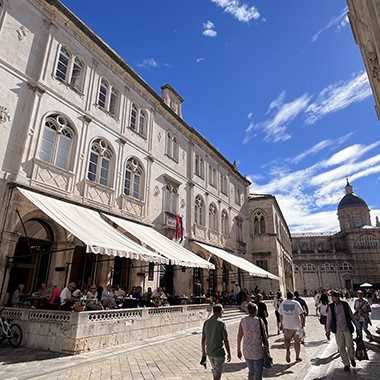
[[0, 106, 11, 124], [180, 199, 185, 209], [367, 50, 380, 82], [16, 26, 29, 40]]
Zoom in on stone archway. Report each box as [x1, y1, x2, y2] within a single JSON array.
[[7, 218, 54, 295]]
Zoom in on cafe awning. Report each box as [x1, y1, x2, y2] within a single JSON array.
[[104, 214, 214, 270], [194, 241, 279, 280], [18, 188, 168, 264]]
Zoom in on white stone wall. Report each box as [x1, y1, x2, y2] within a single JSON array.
[[0, 0, 251, 296]]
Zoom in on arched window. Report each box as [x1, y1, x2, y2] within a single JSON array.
[[139, 110, 147, 136], [221, 209, 229, 236], [209, 203, 218, 232], [38, 114, 74, 170], [55, 46, 85, 92], [130, 103, 138, 131], [164, 183, 178, 214], [195, 195, 205, 226], [235, 217, 243, 242], [252, 210, 266, 236], [124, 158, 144, 200], [87, 139, 113, 186]]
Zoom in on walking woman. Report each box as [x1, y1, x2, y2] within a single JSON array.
[[319, 293, 329, 329], [237, 302, 269, 380], [273, 292, 283, 335]]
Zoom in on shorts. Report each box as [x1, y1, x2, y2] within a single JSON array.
[[246, 358, 264, 380], [283, 329, 301, 346], [208, 356, 225, 376]]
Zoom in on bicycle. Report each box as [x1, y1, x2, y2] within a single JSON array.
[[0, 307, 23, 347]]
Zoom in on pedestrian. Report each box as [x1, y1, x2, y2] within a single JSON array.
[[201, 304, 231, 380], [237, 302, 269, 380], [354, 290, 373, 341], [255, 293, 269, 336], [314, 290, 321, 316], [326, 291, 356, 372], [319, 293, 329, 329], [273, 291, 283, 335], [294, 291, 309, 316], [278, 291, 305, 363]]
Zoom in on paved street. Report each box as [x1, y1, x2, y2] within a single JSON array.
[[1, 299, 380, 380]]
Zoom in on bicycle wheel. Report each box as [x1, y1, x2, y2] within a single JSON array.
[[8, 323, 23, 347]]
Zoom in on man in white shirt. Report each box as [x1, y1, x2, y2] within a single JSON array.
[[279, 291, 305, 363], [60, 282, 76, 310]]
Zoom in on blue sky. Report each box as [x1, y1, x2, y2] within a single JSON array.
[[62, 0, 380, 232]]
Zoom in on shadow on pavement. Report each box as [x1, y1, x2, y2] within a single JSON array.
[[224, 361, 247, 373], [0, 344, 67, 364], [304, 339, 328, 348], [310, 351, 340, 366], [264, 362, 295, 377]]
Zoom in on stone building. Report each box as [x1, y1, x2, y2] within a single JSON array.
[[0, 0, 283, 303], [347, 0, 380, 119], [293, 181, 380, 295], [242, 194, 294, 295]]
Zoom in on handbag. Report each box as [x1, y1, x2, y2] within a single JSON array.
[[319, 315, 327, 325], [259, 319, 273, 368]]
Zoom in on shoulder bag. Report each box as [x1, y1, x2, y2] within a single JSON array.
[[259, 318, 273, 368]]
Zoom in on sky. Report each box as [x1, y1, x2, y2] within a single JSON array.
[[61, 0, 380, 233]]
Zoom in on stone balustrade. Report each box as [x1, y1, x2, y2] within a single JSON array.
[[4, 304, 211, 354]]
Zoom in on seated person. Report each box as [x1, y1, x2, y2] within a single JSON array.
[[143, 287, 153, 307], [10, 284, 25, 306], [48, 285, 61, 308], [101, 284, 116, 309], [114, 285, 126, 298], [86, 285, 103, 310], [60, 282, 76, 311]]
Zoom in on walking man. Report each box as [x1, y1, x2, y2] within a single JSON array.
[[278, 291, 305, 363], [201, 304, 231, 380], [326, 291, 356, 372], [354, 290, 373, 341]]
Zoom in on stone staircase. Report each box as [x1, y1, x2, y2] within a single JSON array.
[[222, 306, 248, 323]]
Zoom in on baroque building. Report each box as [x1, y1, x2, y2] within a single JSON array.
[[293, 181, 380, 294], [348, 0, 380, 119], [0, 0, 290, 303]]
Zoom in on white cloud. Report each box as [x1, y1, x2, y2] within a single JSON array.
[[250, 141, 380, 232], [196, 57, 206, 63], [289, 133, 353, 164], [211, 0, 260, 23], [137, 58, 159, 69], [305, 71, 372, 124], [244, 93, 310, 144], [312, 7, 349, 43], [202, 20, 217, 37]]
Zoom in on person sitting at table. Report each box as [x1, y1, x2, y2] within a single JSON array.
[[60, 282, 76, 311], [86, 285, 103, 310], [101, 284, 116, 309], [47, 285, 61, 308], [10, 284, 25, 307], [36, 283, 50, 299], [114, 285, 126, 298], [143, 287, 153, 307]]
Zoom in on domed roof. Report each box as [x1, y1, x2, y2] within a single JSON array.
[[338, 193, 368, 210]]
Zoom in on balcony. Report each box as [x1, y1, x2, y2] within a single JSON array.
[[163, 211, 177, 229], [120, 195, 145, 219], [83, 180, 114, 209]]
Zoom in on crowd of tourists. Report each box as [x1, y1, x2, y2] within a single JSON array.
[[9, 282, 171, 311], [201, 287, 377, 380]]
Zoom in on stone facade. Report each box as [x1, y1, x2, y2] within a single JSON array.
[[293, 182, 380, 295], [0, 0, 292, 301], [243, 194, 294, 295], [347, 0, 380, 119]]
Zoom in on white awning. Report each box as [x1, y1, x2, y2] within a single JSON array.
[[194, 242, 279, 280], [104, 214, 214, 270], [18, 188, 167, 264]]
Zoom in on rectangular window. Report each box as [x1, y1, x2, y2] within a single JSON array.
[[100, 158, 110, 186], [256, 260, 268, 271], [98, 82, 108, 109], [130, 106, 138, 130], [87, 152, 98, 182], [109, 89, 119, 117], [55, 49, 70, 82], [195, 155, 200, 176], [70, 58, 83, 91], [235, 185, 242, 205]]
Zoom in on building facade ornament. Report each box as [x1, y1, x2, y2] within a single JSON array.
[[16, 25, 29, 40], [0, 105, 11, 124]]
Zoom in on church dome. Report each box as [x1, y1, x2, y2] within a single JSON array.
[[338, 193, 368, 210]]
